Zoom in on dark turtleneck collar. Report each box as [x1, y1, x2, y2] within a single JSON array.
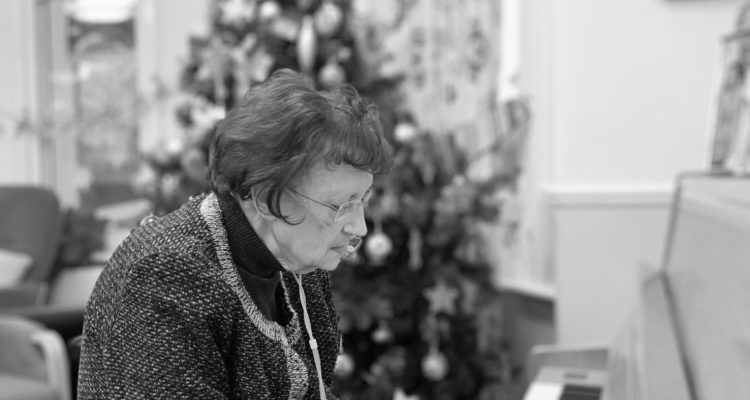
[[218, 195, 284, 278], [218, 195, 286, 322]]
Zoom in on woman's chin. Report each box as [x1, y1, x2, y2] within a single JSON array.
[[317, 252, 343, 271], [292, 252, 342, 274]]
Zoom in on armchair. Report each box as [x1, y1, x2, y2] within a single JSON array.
[[0, 186, 88, 343], [0, 186, 63, 307], [0, 314, 72, 400]]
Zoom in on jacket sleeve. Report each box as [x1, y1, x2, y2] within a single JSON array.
[[99, 252, 250, 399]]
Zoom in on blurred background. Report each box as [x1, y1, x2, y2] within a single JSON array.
[[1, 0, 749, 399]]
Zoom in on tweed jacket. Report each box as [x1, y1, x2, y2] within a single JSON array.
[[78, 193, 340, 399]]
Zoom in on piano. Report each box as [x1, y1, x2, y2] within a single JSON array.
[[524, 172, 750, 400]]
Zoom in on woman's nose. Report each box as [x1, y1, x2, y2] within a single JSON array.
[[343, 205, 368, 237]]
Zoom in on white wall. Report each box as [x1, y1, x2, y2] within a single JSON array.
[[520, 0, 743, 344], [552, 0, 735, 185], [0, 0, 43, 185], [137, 0, 210, 152]]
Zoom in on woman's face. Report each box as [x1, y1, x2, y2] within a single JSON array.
[[262, 162, 372, 274]]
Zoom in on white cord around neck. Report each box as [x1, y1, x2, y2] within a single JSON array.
[[294, 273, 326, 400]]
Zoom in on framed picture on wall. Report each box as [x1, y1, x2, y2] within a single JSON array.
[[708, 5, 750, 175], [708, 32, 750, 173]]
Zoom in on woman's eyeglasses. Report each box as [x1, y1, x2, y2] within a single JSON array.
[[287, 187, 371, 223]]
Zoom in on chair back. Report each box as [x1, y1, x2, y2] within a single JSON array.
[[0, 315, 72, 400], [0, 186, 62, 283]]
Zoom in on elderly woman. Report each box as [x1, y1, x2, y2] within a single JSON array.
[[78, 69, 392, 399]]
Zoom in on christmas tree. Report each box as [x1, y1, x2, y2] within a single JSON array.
[[133, 1, 528, 398], [330, 114, 529, 399]]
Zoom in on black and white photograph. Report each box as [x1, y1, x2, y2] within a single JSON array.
[[1, 1, 749, 399]]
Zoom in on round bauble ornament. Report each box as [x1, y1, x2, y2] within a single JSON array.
[[318, 60, 346, 88], [258, 1, 281, 22], [296, 15, 317, 73], [314, 0, 343, 38], [218, 0, 256, 27], [394, 122, 419, 142], [334, 352, 355, 378], [371, 321, 393, 343], [153, 137, 184, 166], [337, 46, 352, 62], [365, 230, 392, 265], [421, 349, 449, 381]]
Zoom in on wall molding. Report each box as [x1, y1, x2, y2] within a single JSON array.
[[501, 184, 675, 301], [544, 184, 675, 208], [500, 278, 556, 301]]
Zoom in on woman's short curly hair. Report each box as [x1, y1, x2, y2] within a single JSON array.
[[209, 69, 393, 222]]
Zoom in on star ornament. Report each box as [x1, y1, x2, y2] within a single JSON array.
[[423, 280, 459, 315]]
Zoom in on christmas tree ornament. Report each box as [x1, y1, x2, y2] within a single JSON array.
[[393, 387, 419, 400], [245, 46, 276, 82], [394, 121, 419, 142], [232, 33, 258, 62], [296, 15, 317, 73], [336, 46, 352, 62], [314, 0, 343, 38], [421, 348, 449, 381], [218, 0, 256, 27], [364, 226, 392, 266], [423, 280, 459, 315], [191, 101, 226, 131], [318, 59, 346, 88], [408, 227, 422, 270], [154, 136, 185, 165], [371, 320, 393, 343], [334, 351, 355, 378], [269, 13, 301, 42], [258, 0, 282, 22]]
